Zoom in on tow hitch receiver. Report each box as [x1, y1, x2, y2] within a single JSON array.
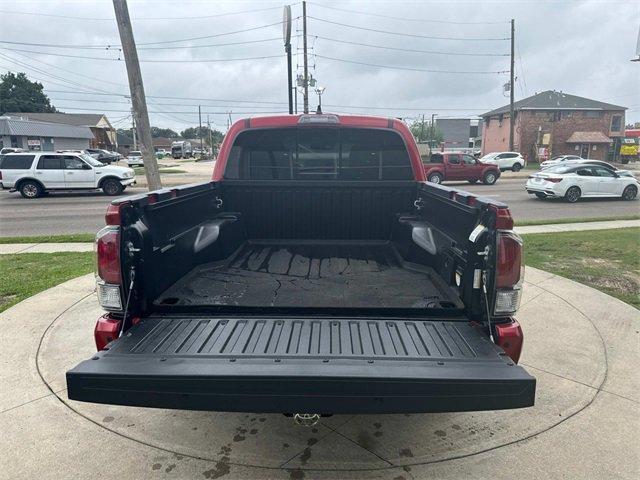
[[294, 413, 320, 427]]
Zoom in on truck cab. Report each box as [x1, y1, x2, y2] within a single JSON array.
[[66, 114, 534, 415], [425, 152, 501, 185]]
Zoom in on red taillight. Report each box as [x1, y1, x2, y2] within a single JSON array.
[[96, 227, 121, 284], [490, 205, 514, 230], [105, 203, 122, 225], [94, 314, 121, 351], [494, 320, 524, 363], [546, 177, 563, 183], [496, 232, 523, 288]]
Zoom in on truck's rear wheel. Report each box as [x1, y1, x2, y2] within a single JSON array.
[[19, 180, 43, 199], [428, 173, 443, 184], [483, 171, 497, 185], [102, 179, 124, 196]]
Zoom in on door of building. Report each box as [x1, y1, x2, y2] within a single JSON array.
[[580, 144, 590, 159]]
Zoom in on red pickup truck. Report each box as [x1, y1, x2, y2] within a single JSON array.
[[67, 114, 534, 415], [425, 152, 501, 185]]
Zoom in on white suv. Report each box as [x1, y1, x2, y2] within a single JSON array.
[[479, 152, 526, 172], [0, 152, 136, 198]]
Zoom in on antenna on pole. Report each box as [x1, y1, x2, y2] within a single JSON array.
[[283, 5, 294, 114]]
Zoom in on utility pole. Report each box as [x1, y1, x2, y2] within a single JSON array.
[[431, 113, 436, 147], [302, 1, 309, 113], [198, 105, 203, 154], [207, 115, 212, 155], [113, 0, 161, 190], [283, 5, 293, 114], [420, 114, 425, 142], [509, 18, 515, 151], [131, 109, 137, 150]]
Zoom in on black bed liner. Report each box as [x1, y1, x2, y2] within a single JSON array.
[[67, 316, 536, 413], [156, 241, 462, 310]]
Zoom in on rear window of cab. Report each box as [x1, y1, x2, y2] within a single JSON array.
[[224, 127, 413, 181], [0, 155, 35, 169]]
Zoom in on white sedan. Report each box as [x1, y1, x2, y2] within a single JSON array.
[[526, 164, 639, 203], [479, 152, 526, 172], [539, 155, 584, 169]]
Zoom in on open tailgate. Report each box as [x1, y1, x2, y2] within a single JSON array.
[[67, 316, 535, 414]]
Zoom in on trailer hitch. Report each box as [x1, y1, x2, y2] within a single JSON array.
[[293, 413, 320, 427]]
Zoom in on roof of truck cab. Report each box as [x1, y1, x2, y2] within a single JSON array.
[[212, 113, 425, 181]]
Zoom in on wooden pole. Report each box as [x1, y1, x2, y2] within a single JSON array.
[[113, 0, 161, 190], [509, 19, 515, 151]]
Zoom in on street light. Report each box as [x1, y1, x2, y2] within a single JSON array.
[[315, 86, 326, 114]]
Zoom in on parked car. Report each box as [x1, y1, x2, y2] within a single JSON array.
[[0, 152, 135, 198], [155, 149, 168, 159], [126, 151, 144, 167], [539, 155, 584, 169], [563, 159, 635, 178], [525, 164, 639, 202], [479, 152, 526, 172], [425, 152, 501, 184], [86, 148, 120, 165], [66, 113, 535, 415]]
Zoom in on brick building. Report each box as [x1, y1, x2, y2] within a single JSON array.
[[480, 91, 626, 162]]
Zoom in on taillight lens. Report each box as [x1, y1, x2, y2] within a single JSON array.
[[546, 177, 563, 183], [94, 314, 121, 351], [494, 320, 524, 363], [496, 232, 523, 288], [495, 231, 524, 316], [96, 226, 121, 285]]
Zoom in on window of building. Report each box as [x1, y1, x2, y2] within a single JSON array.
[[10, 136, 20, 148], [562, 111, 573, 119], [610, 115, 622, 132], [585, 111, 602, 118]]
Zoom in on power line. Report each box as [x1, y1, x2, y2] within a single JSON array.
[[49, 97, 287, 109], [315, 54, 508, 74], [0, 37, 287, 51], [0, 5, 285, 21], [45, 89, 289, 105], [0, 47, 282, 63], [55, 106, 289, 114], [0, 52, 116, 94], [308, 16, 510, 41], [0, 19, 294, 50], [307, 2, 508, 25], [314, 35, 509, 57], [0, 48, 128, 87]]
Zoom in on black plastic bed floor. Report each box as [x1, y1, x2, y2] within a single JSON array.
[[157, 241, 460, 309]]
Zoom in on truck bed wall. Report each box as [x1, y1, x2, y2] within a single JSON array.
[[125, 181, 484, 315]]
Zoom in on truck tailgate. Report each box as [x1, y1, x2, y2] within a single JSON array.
[[67, 316, 535, 414]]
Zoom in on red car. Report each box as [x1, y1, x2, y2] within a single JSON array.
[[425, 152, 501, 185]]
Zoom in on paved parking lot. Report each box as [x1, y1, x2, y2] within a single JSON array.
[[1, 176, 638, 237], [1, 267, 637, 479]]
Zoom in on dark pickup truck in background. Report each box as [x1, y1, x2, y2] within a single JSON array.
[[425, 152, 501, 185], [67, 114, 535, 415]]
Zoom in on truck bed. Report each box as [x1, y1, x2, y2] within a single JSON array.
[[156, 241, 462, 310]]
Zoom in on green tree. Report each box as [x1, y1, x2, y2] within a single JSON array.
[[180, 126, 224, 146], [151, 126, 179, 138], [410, 119, 443, 145], [0, 72, 57, 114]]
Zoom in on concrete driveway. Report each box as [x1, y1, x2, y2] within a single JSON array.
[[1, 267, 637, 479]]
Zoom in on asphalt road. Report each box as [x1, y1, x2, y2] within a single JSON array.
[[1, 179, 638, 237]]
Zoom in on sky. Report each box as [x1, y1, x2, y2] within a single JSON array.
[[0, 0, 638, 133]]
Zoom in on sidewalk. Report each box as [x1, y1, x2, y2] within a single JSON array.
[[1, 219, 637, 254], [514, 219, 640, 235]]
